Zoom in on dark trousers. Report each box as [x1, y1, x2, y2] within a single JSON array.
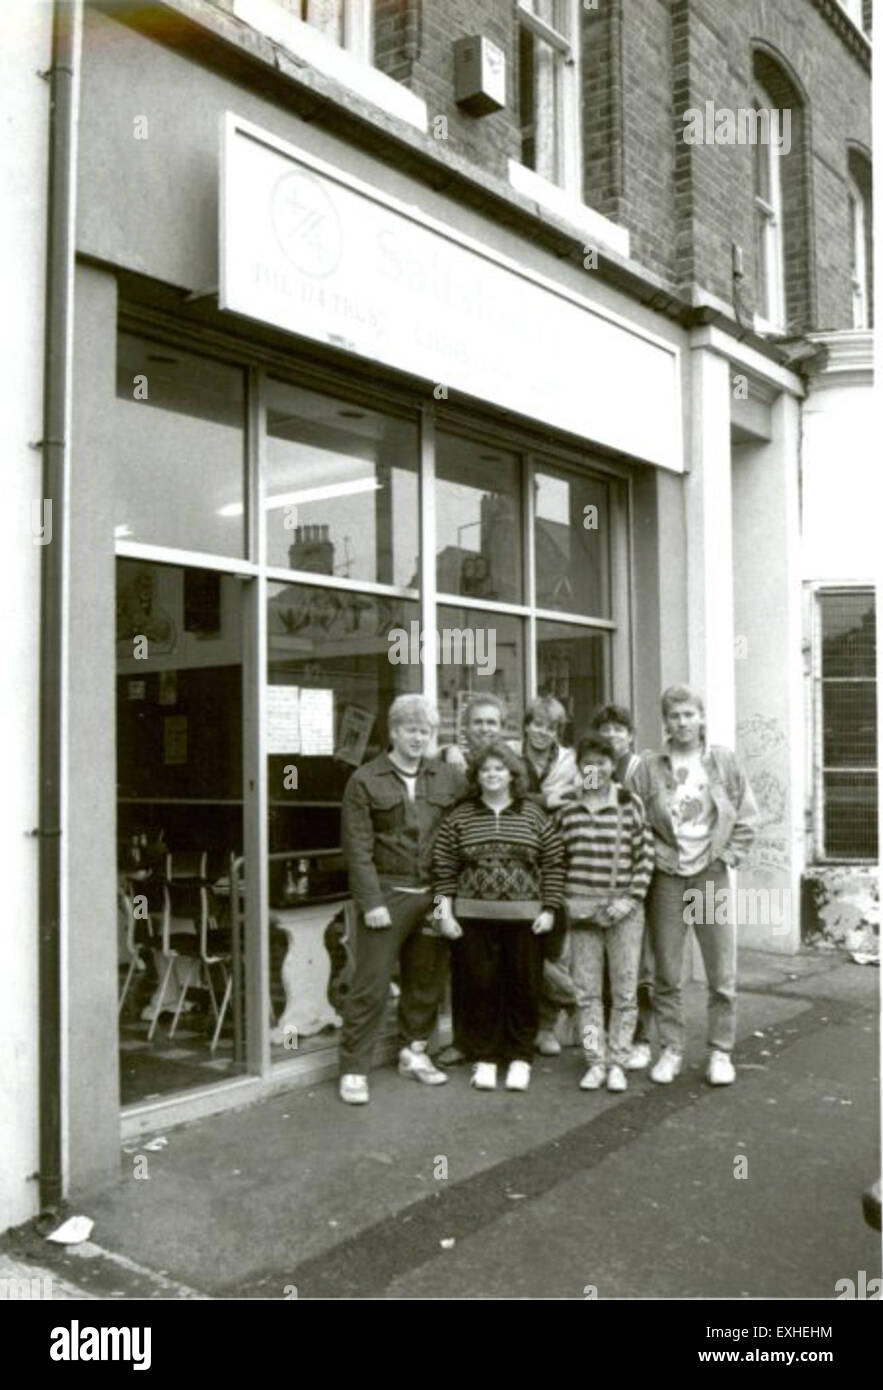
[[339, 888, 447, 1075], [459, 920, 543, 1064]]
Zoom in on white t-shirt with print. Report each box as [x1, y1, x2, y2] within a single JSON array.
[[668, 748, 714, 875]]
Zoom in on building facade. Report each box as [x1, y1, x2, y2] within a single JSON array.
[[3, 0, 875, 1231]]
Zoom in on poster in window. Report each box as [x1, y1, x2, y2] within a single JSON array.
[[267, 685, 301, 754], [299, 687, 334, 755], [336, 705, 374, 767]]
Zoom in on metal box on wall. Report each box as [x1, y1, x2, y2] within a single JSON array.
[[453, 35, 506, 115]]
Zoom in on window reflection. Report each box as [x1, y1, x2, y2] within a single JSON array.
[[265, 378, 419, 587], [536, 618, 608, 745], [534, 468, 611, 618], [435, 605, 524, 748], [435, 433, 522, 603], [114, 334, 245, 557]]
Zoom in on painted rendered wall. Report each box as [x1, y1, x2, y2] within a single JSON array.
[[67, 264, 122, 1196], [801, 377, 876, 582], [731, 392, 805, 953], [0, 0, 51, 1233]]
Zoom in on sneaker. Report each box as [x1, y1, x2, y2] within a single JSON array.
[[436, 1043, 467, 1067], [505, 1060, 531, 1091], [398, 1041, 448, 1086], [339, 1073, 369, 1105], [650, 1048, 682, 1084], [707, 1049, 736, 1086], [579, 1063, 606, 1090], [535, 1030, 562, 1057], [625, 1042, 652, 1071], [606, 1065, 627, 1092], [470, 1061, 497, 1090]]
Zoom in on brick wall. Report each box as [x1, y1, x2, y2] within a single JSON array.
[[312, 0, 870, 331], [375, 0, 520, 173]]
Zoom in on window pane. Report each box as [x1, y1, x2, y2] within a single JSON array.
[[537, 618, 608, 746], [267, 582, 420, 817], [534, 468, 611, 617], [822, 683, 877, 767], [114, 334, 245, 557], [436, 605, 524, 748], [824, 773, 878, 859], [435, 433, 523, 603], [116, 559, 246, 1103], [266, 579, 418, 1063], [752, 120, 770, 203], [820, 591, 876, 677], [265, 379, 419, 588], [520, 31, 562, 183]]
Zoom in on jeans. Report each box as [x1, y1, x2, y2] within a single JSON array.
[[634, 927, 655, 1045], [459, 920, 543, 1064], [650, 864, 736, 1055], [569, 903, 645, 1067], [339, 886, 447, 1075]]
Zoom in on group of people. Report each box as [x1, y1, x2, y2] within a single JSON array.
[[336, 685, 758, 1104]]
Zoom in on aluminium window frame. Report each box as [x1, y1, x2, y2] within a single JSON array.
[[114, 312, 634, 1109]]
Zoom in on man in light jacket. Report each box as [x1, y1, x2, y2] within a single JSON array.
[[631, 685, 758, 1087]]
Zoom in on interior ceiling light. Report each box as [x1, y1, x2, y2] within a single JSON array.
[[217, 476, 381, 517]]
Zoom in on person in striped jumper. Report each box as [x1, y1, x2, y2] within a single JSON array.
[[556, 734, 655, 1093], [432, 741, 566, 1092]]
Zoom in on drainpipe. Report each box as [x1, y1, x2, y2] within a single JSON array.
[[39, 0, 82, 1215]]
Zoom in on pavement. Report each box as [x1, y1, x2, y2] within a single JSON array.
[[2, 948, 880, 1301]]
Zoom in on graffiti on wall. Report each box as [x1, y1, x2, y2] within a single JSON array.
[[736, 714, 790, 871]]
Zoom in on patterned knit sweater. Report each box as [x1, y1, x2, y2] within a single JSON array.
[[432, 797, 566, 911], [555, 786, 654, 902]]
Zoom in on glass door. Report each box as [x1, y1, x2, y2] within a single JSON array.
[[116, 558, 248, 1103]]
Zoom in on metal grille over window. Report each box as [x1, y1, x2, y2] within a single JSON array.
[[817, 589, 878, 860]]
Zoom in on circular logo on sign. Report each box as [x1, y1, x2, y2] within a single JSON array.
[[271, 170, 343, 277]]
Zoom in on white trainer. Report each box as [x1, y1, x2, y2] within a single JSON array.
[[505, 1060, 531, 1091], [470, 1061, 497, 1090], [339, 1073, 369, 1105], [398, 1041, 448, 1085], [606, 1065, 627, 1092], [707, 1049, 736, 1085], [650, 1048, 682, 1084], [579, 1063, 606, 1090], [535, 1029, 562, 1057], [625, 1042, 652, 1071]]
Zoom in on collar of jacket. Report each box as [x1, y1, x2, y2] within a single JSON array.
[[659, 736, 711, 768], [377, 751, 443, 781]]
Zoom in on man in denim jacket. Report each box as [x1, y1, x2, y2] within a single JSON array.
[[337, 695, 466, 1105], [631, 685, 758, 1087]]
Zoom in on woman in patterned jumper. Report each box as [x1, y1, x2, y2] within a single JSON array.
[[432, 741, 566, 1092], [556, 734, 655, 1093]]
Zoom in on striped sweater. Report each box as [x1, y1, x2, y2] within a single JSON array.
[[432, 797, 566, 911], [555, 787, 654, 902]]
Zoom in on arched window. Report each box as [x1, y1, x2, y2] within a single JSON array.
[[751, 49, 812, 334]]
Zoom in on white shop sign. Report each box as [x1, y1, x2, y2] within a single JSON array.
[[220, 114, 682, 472]]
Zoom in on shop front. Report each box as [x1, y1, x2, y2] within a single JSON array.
[[64, 5, 687, 1179]]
